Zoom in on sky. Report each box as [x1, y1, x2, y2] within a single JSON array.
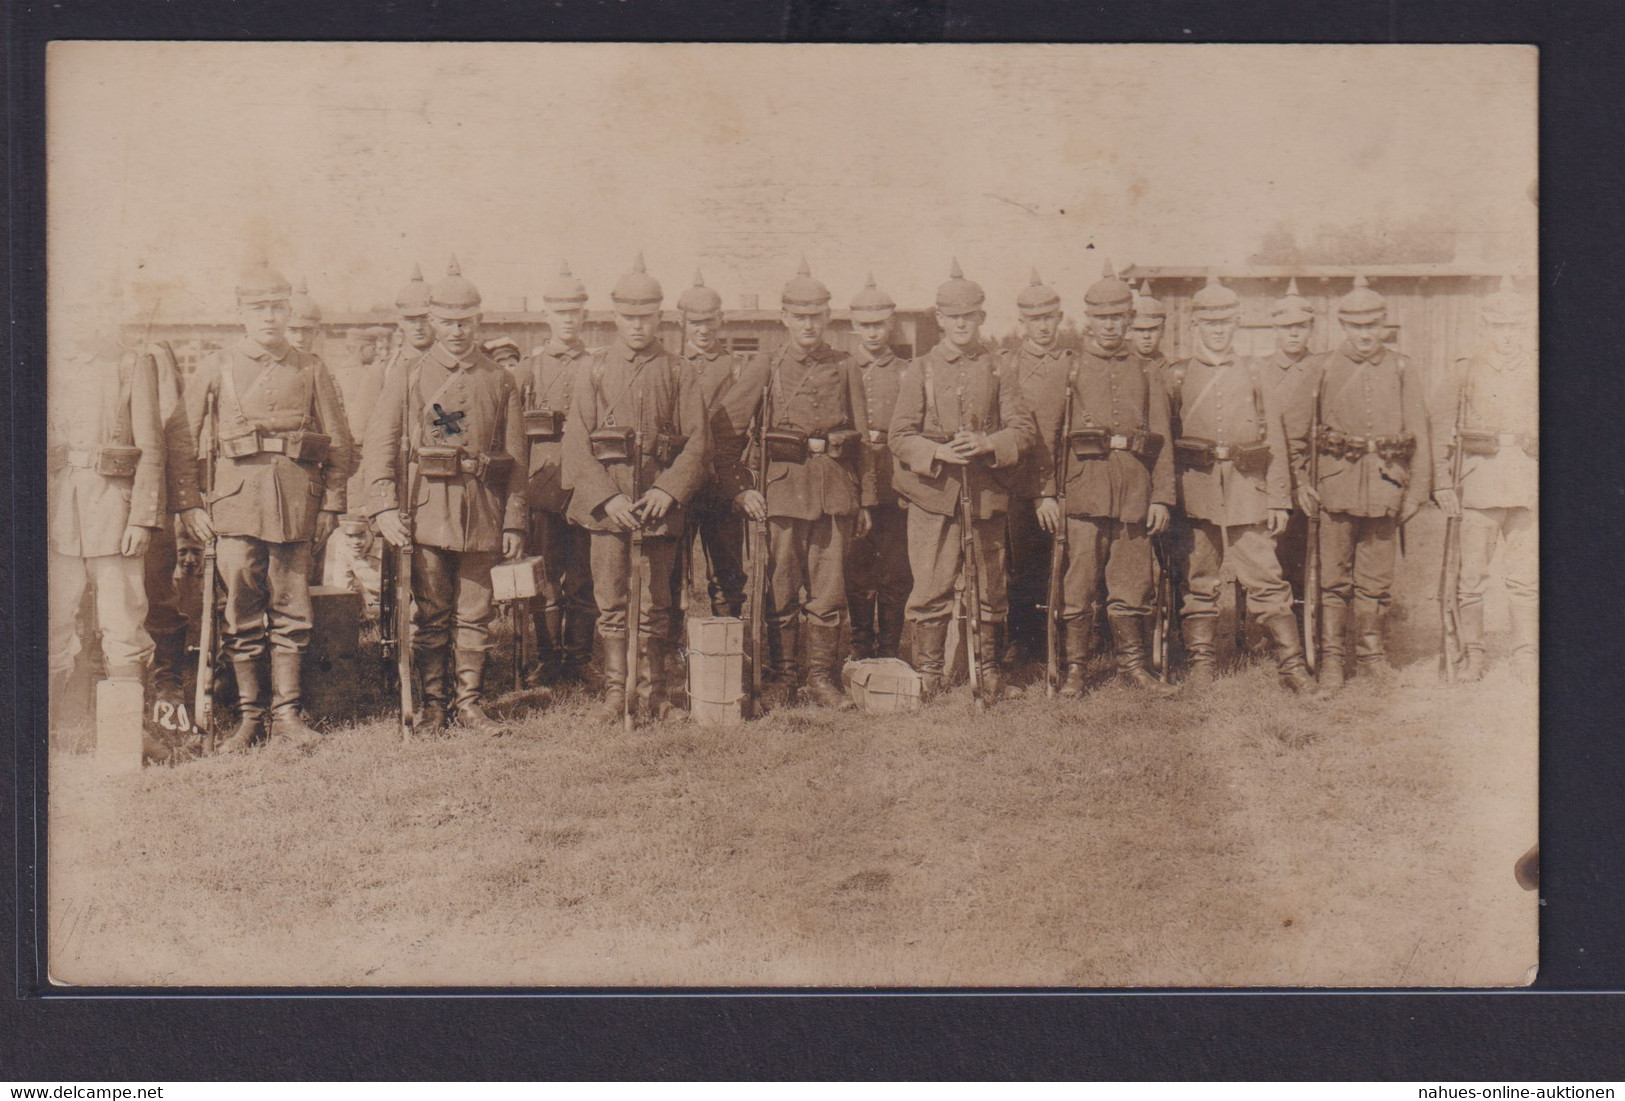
[[48, 42, 1536, 330]]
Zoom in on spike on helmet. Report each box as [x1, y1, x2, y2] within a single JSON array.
[[235, 257, 292, 304], [394, 263, 432, 316], [677, 268, 723, 321], [428, 255, 482, 319], [1191, 274, 1242, 320], [1336, 273, 1387, 320], [782, 257, 832, 315], [1271, 276, 1315, 325], [848, 270, 897, 322], [543, 260, 589, 309], [1016, 267, 1062, 318], [1131, 281, 1167, 328], [611, 253, 663, 316], [289, 277, 322, 323], [1084, 258, 1134, 316], [935, 259, 984, 316]]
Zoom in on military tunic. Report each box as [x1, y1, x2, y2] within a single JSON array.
[[48, 347, 165, 677], [1036, 342, 1175, 622], [362, 344, 525, 654], [562, 339, 711, 641], [143, 342, 206, 697], [522, 339, 597, 630], [677, 341, 746, 617], [715, 340, 877, 632], [1260, 347, 1318, 603], [1166, 347, 1293, 622], [889, 340, 1036, 627], [186, 338, 355, 657], [325, 345, 393, 610], [845, 345, 912, 657], [1002, 343, 1074, 655]]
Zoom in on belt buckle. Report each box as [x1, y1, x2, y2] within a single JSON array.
[[807, 438, 827, 455], [261, 436, 287, 454], [1212, 445, 1232, 461], [1109, 434, 1129, 450], [868, 429, 883, 444]]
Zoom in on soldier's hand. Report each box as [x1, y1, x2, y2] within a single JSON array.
[[1266, 509, 1290, 537], [1147, 503, 1172, 536], [855, 507, 873, 540], [1432, 488, 1462, 517], [1035, 497, 1062, 533], [735, 489, 767, 523], [951, 430, 992, 459], [636, 487, 676, 523], [502, 531, 525, 560], [375, 509, 411, 547], [933, 441, 969, 467], [1295, 485, 1321, 517], [179, 507, 214, 543], [604, 494, 642, 532], [313, 509, 339, 546], [120, 524, 154, 558]]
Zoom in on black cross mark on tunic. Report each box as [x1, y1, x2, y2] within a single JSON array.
[[431, 403, 466, 436]]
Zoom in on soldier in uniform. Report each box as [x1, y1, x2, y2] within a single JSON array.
[[1260, 279, 1318, 609], [1286, 276, 1432, 691], [520, 261, 598, 687], [563, 255, 711, 723], [844, 273, 911, 662], [1001, 269, 1075, 668], [889, 261, 1037, 700], [1128, 284, 1169, 372], [1034, 266, 1176, 695], [286, 280, 323, 354], [715, 259, 877, 709], [673, 270, 747, 626], [367, 259, 528, 735], [184, 260, 356, 750], [1430, 278, 1537, 682], [484, 337, 522, 373], [1166, 277, 1314, 693]]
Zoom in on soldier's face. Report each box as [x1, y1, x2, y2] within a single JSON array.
[[356, 339, 378, 364], [1088, 310, 1130, 351], [400, 313, 435, 350], [852, 318, 892, 355], [1023, 309, 1061, 348], [550, 308, 584, 345], [1130, 322, 1164, 357], [1276, 321, 1312, 357], [617, 310, 658, 351], [782, 309, 829, 349], [431, 313, 480, 358], [286, 323, 317, 352], [1341, 315, 1385, 357], [492, 348, 520, 369], [1487, 319, 1523, 357], [685, 316, 719, 351], [1196, 316, 1237, 354], [937, 310, 984, 348], [238, 299, 291, 349]]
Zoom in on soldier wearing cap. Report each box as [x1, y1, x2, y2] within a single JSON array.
[[714, 258, 877, 709], [563, 254, 711, 724], [519, 261, 599, 687], [366, 258, 528, 735], [1262, 277, 1319, 611], [286, 279, 323, 354], [184, 259, 356, 750], [1430, 277, 1537, 683], [889, 260, 1037, 701], [484, 337, 522, 372], [1001, 268, 1076, 667], [1285, 275, 1432, 691], [1166, 275, 1313, 693], [844, 272, 911, 662], [1129, 284, 1169, 372], [672, 270, 747, 633], [1033, 261, 1176, 695]]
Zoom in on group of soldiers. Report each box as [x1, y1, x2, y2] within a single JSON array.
[[46, 251, 1537, 758]]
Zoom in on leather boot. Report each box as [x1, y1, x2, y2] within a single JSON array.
[[1318, 599, 1347, 692], [768, 617, 801, 705], [453, 650, 511, 736], [637, 638, 685, 722], [877, 598, 906, 660], [562, 607, 598, 684], [595, 633, 630, 725], [1353, 601, 1392, 683], [525, 607, 564, 687], [1509, 598, 1538, 683], [415, 648, 450, 732], [268, 652, 321, 748], [712, 595, 743, 619], [216, 657, 267, 753], [149, 626, 189, 706], [1181, 615, 1218, 689], [979, 622, 1022, 702], [913, 620, 950, 700], [1262, 612, 1318, 695], [847, 600, 877, 664], [1058, 617, 1091, 698], [1111, 616, 1177, 695], [804, 623, 851, 709], [1457, 599, 1486, 682]]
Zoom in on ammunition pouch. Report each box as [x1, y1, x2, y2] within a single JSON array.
[[415, 445, 464, 478], [1131, 431, 1165, 461], [1069, 427, 1111, 459], [1458, 429, 1499, 456], [523, 408, 564, 441], [1174, 436, 1218, 472], [217, 429, 329, 465], [477, 452, 516, 480], [1374, 434, 1416, 463], [284, 431, 331, 465], [765, 426, 810, 464], [219, 431, 262, 459], [825, 429, 861, 460], [94, 445, 144, 478], [652, 432, 688, 467], [1325, 431, 1414, 464], [589, 427, 636, 463], [1228, 442, 1273, 475]]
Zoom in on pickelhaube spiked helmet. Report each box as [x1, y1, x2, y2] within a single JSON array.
[[1083, 258, 1134, 315], [1336, 274, 1386, 320], [611, 252, 663, 317], [782, 256, 832, 315], [289, 278, 322, 323], [235, 258, 292, 304], [429, 255, 482, 319], [677, 269, 723, 321], [394, 263, 432, 317], [1191, 274, 1242, 320], [1016, 268, 1062, 317], [1130, 280, 1167, 329], [543, 260, 589, 310], [1271, 276, 1314, 325], [848, 271, 897, 323], [1479, 275, 1530, 324], [934, 258, 985, 317]]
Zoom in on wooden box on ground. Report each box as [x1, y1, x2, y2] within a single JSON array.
[[490, 556, 547, 602], [305, 585, 363, 723], [842, 658, 923, 715], [687, 616, 744, 726]]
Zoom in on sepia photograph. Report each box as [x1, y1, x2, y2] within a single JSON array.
[[43, 41, 1538, 989]]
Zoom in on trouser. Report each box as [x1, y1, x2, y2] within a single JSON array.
[[216, 536, 315, 659], [589, 531, 678, 640], [691, 486, 747, 614], [1005, 496, 1051, 656], [411, 545, 499, 655], [1059, 515, 1153, 623], [49, 549, 152, 678], [905, 508, 1010, 627], [1317, 510, 1397, 616], [143, 522, 190, 694], [846, 499, 910, 653], [767, 513, 855, 630], [1181, 518, 1292, 624], [324, 518, 383, 612], [1459, 505, 1537, 654], [530, 509, 597, 627]]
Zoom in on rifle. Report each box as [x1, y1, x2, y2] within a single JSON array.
[[624, 389, 645, 733], [193, 390, 221, 753], [395, 383, 416, 741], [1150, 532, 1175, 681], [1045, 369, 1075, 697], [1303, 385, 1323, 674], [378, 527, 398, 690], [957, 388, 985, 710], [744, 388, 770, 718], [1438, 382, 1469, 683]]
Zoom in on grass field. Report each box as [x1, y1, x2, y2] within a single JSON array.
[[46, 512, 1538, 988]]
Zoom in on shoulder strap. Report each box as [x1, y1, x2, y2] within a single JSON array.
[[109, 352, 136, 446], [216, 349, 253, 432], [922, 355, 942, 434]]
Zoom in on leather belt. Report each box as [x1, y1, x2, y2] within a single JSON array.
[[806, 437, 828, 455], [66, 449, 100, 468], [867, 429, 886, 445], [1211, 444, 1240, 461]]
